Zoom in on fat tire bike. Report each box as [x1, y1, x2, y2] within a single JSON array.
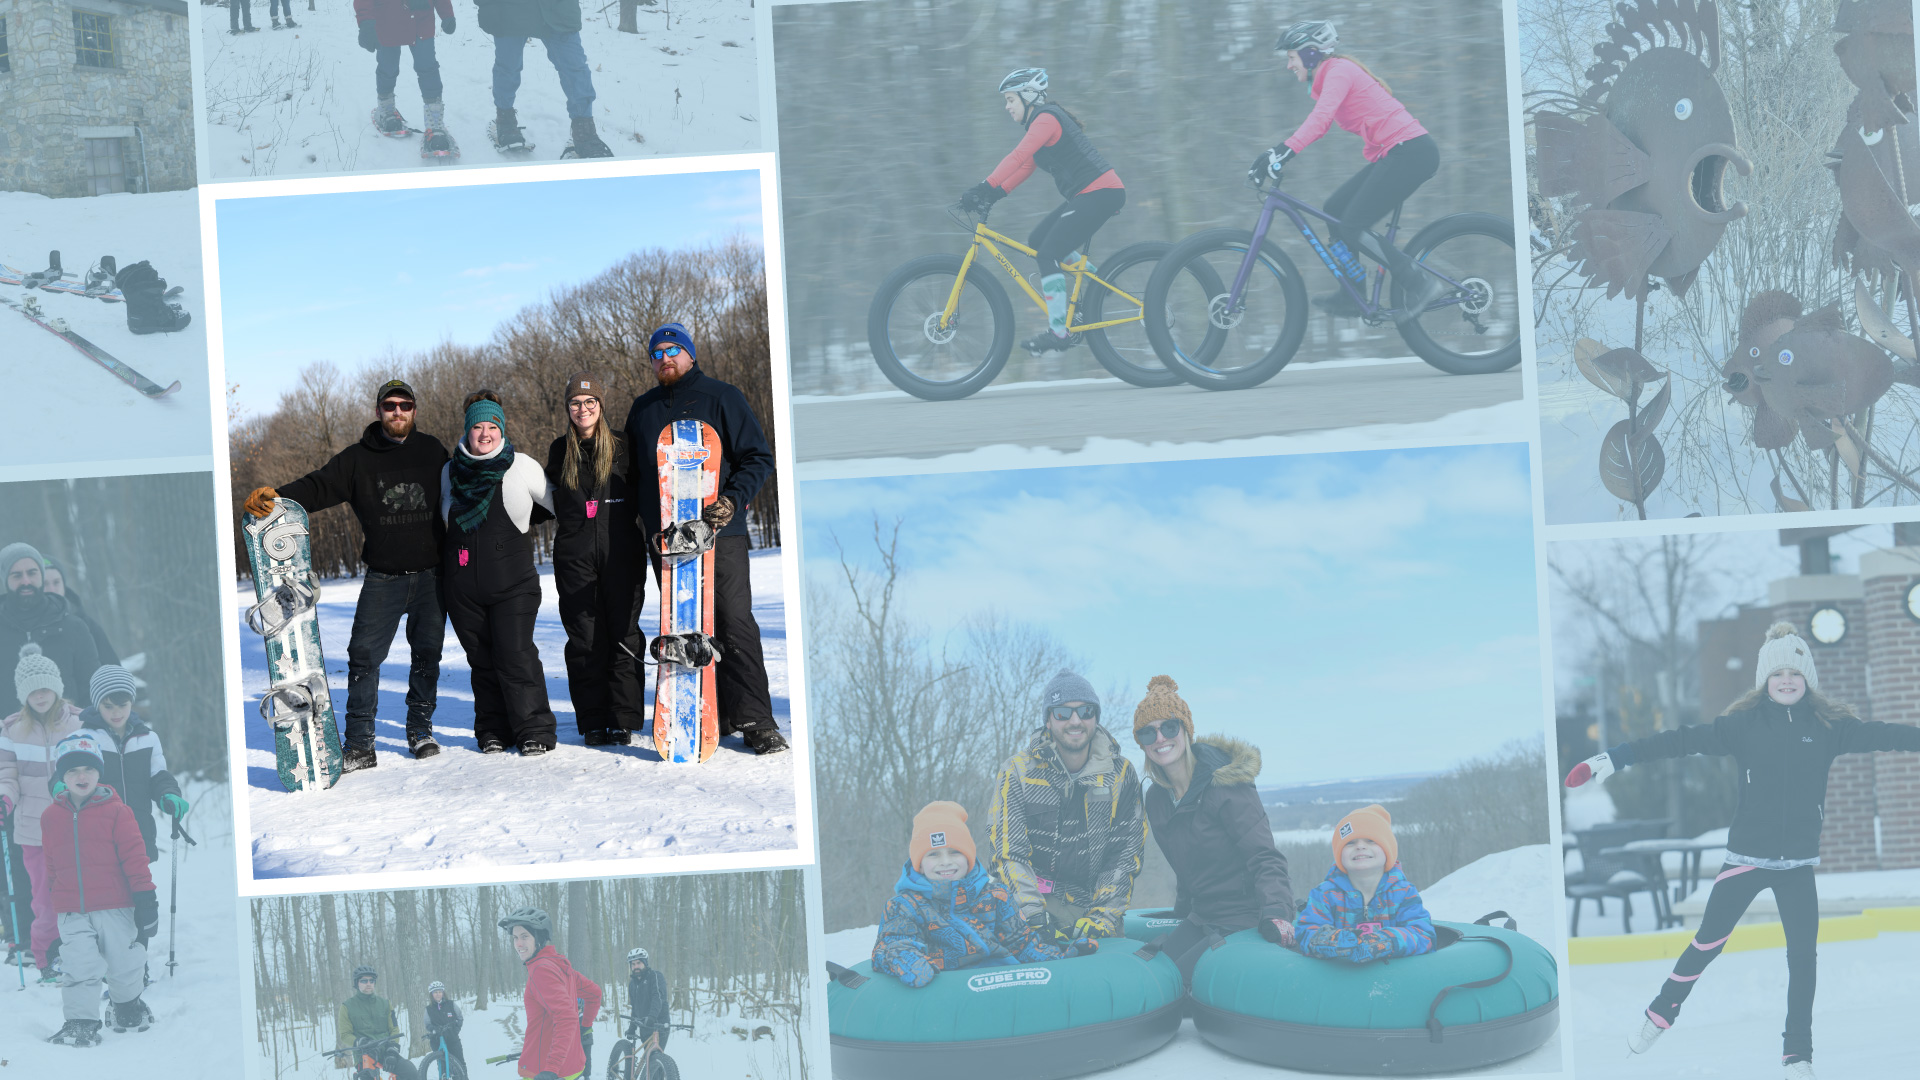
[[605, 1017, 693, 1080]]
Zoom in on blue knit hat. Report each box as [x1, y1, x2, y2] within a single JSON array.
[[464, 398, 507, 438], [649, 322, 697, 363]]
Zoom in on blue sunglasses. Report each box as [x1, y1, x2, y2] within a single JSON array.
[[651, 344, 686, 361]]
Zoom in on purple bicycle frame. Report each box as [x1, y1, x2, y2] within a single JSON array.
[[1226, 185, 1461, 318]]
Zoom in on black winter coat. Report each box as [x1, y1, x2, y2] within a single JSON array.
[[426, 997, 464, 1037], [473, 0, 580, 40], [78, 710, 183, 862], [626, 967, 669, 1033], [0, 592, 102, 714], [277, 423, 448, 574], [1612, 696, 1920, 862], [544, 432, 645, 587], [1144, 736, 1294, 932], [623, 366, 775, 544]]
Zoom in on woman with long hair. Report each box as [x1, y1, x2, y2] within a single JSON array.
[[1567, 622, 1920, 1080], [0, 644, 84, 978], [544, 372, 646, 747]]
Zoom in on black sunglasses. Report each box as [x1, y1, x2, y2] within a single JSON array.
[[1047, 703, 1099, 723], [1133, 718, 1184, 746]]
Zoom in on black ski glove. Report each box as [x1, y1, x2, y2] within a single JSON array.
[[133, 890, 159, 947], [959, 181, 1003, 215], [701, 494, 735, 532], [441, 14, 455, 33], [358, 20, 378, 52]]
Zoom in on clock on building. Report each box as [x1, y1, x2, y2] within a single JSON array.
[[1906, 581, 1920, 623], [1809, 606, 1847, 644]]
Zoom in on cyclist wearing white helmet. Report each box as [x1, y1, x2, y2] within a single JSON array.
[[957, 67, 1127, 356], [1256, 21, 1445, 321], [424, 979, 468, 1077], [623, 946, 671, 1051]]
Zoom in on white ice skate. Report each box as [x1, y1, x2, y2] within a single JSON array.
[[1783, 1062, 1816, 1080], [1627, 1013, 1666, 1054]]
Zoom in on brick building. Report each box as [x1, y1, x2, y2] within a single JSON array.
[[0, 0, 193, 197], [1698, 525, 1920, 872]]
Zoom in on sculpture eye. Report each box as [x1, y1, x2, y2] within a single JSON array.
[[1778, 349, 1794, 366], [1862, 126, 1885, 146], [1674, 98, 1693, 120], [1749, 346, 1760, 358]]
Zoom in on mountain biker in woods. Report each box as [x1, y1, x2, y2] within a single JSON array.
[[957, 68, 1126, 356], [336, 965, 419, 1079], [499, 907, 601, 1080], [1253, 21, 1445, 321], [424, 980, 467, 1076], [624, 947, 671, 1052]]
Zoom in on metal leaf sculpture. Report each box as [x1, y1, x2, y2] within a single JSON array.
[[1576, 336, 1669, 516], [1722, 291, 1895, 452], [1536, 0, 1752, 300]]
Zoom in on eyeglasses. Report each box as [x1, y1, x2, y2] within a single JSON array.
[[379, 399, 416, 414], [651, 345, 685, 361], [1133, 718, 1184, 746], [1046, 703, 1099, 723], [567, 397, 600, 410]]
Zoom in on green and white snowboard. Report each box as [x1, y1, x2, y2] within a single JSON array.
[[242, 498, 344, 792]]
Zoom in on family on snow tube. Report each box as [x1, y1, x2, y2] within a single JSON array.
[[872, 672, 1433, 986]]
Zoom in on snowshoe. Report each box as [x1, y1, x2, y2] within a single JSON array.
[[741, 727, 790, 756], [488, 108, 534, 154], [111, 997, 154, 1033], [656, 519, 718, 557], [114, 260, 192, 335], [1627, 1013, 1666, 1054], [479, 735, 507, 754], [518, 741, 549, 757], [650, 632, 722, 669], [421, 101, 459, 161], [1020, 331, 1083, 355], [1784, 1061, 1816, 1079], [408, 734, 441, 760], [341, 743, 377, 773], [46, 1019, 103, 1046], [373, 98, 416, 138], [559, 116, 615, 159]]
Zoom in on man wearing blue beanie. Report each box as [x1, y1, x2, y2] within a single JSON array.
[[623, 323, 786, 755]]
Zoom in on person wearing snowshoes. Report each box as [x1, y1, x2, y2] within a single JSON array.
[[244, 380, 450, 770], [269, 0, 298, 29], [113, 260, 192, 335], [623, 946, 670, 1051], [78, 666, 187, 864], [229, 0, 259, 34], [357, 0, 460, 158], [336, 965, 420, 1079], [424, 980, 468, 1077], [40, 558, 120, 666], [545, 373, 647, 748], [986, 671, 1144, 943], [957, 68, 1126, 358], [1568, 622, 1920, 1080], [622, 324, 787, 757], [439, 393, 560, 756], [499, 907, 602, 1080], [0, 644, 86, 982], [39, 732, 159, 1047], [474, 0, 613, 158], [0, 543, 102, 716]]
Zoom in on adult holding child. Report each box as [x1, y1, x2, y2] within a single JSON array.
[[1132, 675, 1295, 981], [439, 392, 558, 757], [0, 644, 86, 979]]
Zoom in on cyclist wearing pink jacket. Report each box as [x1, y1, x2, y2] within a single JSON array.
[[1251, 21, 1443, 321]]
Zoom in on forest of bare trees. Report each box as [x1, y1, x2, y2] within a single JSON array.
[[250, 871, 806, 1078], [229, 239, 779, 580], [0, 473, 229, 779], [774, 0, 1515, 395]]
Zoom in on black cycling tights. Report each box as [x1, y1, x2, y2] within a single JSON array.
[[1323, 134, 1439, 271], [1647, 863, 1818, 1063], [1028, 187, 1127, 274]]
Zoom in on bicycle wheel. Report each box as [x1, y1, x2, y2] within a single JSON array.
[[643, 1051, 681, 1080], [606, 1040, 638, 1080], [1143, 228, 1308, 390], [867, 253, 1015, 400], [1080, 242, 1182, 387], [1392, 212, 1522, 375]]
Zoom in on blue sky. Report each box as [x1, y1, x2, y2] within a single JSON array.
[[800, 444, 1545, 786], [214, 170, 762, 419]]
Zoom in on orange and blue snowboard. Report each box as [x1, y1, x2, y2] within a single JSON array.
[[654, 419, 722, 763]]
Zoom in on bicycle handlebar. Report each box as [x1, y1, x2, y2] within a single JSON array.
[[323, 1035, 406, 1058], [947, 202, 988, 230]]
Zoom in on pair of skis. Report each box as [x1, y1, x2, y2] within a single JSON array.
[[3, 251, 185, 398]]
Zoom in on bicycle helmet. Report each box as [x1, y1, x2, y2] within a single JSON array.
[[1276, 20, 1337, 54], [427, 980, 446, 995], [627, 947, 650, 964], [352, 965, 378, 983], [497, 907, 552, 935], [997, 67, 1050, 122]]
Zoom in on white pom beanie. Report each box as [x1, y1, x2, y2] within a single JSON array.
[[14, 642, 64, 703], [1755, 622, 1818, 691]]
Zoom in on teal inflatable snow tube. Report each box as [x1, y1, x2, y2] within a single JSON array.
[[1185, 919, 1559, 1075], [826, 938, 1184, 1080], [1121, 910, 1184, 941]]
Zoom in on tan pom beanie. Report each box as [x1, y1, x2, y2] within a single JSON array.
[[909, 801, 976, 872], [1755, 622, 1818, 691], [1132, 675, 1194, 742]]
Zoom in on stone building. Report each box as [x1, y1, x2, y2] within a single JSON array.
[[0, 0, 193, 196]]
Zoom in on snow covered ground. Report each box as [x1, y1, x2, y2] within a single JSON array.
[[198, 4, 760, 179], [237, 548, 796, 881], [5, 777, 247, 1067], [822, 844, 1567, 1078], [0, 190, 214, 471]]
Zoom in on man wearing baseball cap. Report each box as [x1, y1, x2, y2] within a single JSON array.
[[241, 378, 451, 769], [622, 323, 786, 755]]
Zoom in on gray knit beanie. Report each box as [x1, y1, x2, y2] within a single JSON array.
[[0, 542, 44, 584], [15, 643, 64, 703], [1040, 670, 1100, 714], [1755, 621, 1818, 691], [89, 665, 139, 704]]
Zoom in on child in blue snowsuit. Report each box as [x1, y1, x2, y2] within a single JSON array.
[[1295, 803, 1434, 962], [872, 801, 1097, 987]]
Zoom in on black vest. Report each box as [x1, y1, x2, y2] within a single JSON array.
[[1028, 104, 1114, 200]]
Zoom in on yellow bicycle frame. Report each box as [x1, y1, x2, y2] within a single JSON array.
[[939, 222, 1143, 334]]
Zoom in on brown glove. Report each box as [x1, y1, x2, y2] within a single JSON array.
[[243, 486, 279, 518], [701, 494, 735, 531]]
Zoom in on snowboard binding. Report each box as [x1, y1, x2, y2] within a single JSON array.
[[244, 577, 320, 637], [656, 519, 719, 557], [650, 632, 723, 668], [20, 250, 67, 291]]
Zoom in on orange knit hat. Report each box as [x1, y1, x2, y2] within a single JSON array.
[[1132, 675, 1194, 742], [1333, 804, 1399, 871], [909, 801, 976, 873]]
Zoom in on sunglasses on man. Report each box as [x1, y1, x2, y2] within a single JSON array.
[[379, 399, 416, 414], [1047, 703, 1099, 723], [1133, 718, 1184, 746], [651, 344, 686, 361]]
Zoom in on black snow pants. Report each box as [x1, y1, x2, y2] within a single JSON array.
[[444, 499, 558, 751], [650, 535, 774, 738], [557, 558, 646, 737]]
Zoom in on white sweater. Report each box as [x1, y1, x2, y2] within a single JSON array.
[[438, 443, 555, 534]]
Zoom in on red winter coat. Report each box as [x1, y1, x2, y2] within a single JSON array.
[[518, 944, 602, 1079], [40, 785, 153, 913], [353, 0, 454, 49]]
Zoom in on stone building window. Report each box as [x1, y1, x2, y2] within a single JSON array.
[[85, 137, 130, 195], [74, 11, 116, 69], [2, 17, 11, 74]]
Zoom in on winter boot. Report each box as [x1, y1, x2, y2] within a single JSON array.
[[741, 727, 790, 756], [111, 997, 154, 1033], [341, 743, 377, 773], [519, 741, 549, 757], [489, 107, 532, 152], [1627, 1013, 1667, 1054], [1021, 330, 1083, 355], [372, 97, 412, 137], [560, 116, 615, 159], [479, 735, 507, 754], [407, 734, 441, 760], [114, 260, 192, 335], [47, 1019, 103, 1047], [284, 15, 297, 26], [271, 15, 282, 27], [582, 729, 632, 747], [421, 100, 459, 159]]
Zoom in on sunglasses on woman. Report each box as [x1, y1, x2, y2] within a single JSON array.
[[651, 344, 685, 361], [1046, 703, 1099, 723], [1133, 718, 1184, 746]]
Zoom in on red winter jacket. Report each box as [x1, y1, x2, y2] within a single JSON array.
[[353, 0, 455, 49], [40, 785, 154, 913], [518, 944, 602, 1079]]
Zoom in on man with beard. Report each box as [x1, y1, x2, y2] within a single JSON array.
[[987, 671, 1145, 941], [0, 543, 101, 716], [241, 379, 449, 769], [622, 323, 787, 756]]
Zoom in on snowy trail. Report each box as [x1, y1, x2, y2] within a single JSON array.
[[200, 7, 759, 179], [239, 548, 796, 879], [4, 777, 247, 1068], [0, 190, 213, 470]]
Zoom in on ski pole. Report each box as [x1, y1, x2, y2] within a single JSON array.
[[2, 822, 24, 989], [166, 808, 197, 977]]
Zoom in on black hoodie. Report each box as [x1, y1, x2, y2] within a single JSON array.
[[277, 422, 449, 573]]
